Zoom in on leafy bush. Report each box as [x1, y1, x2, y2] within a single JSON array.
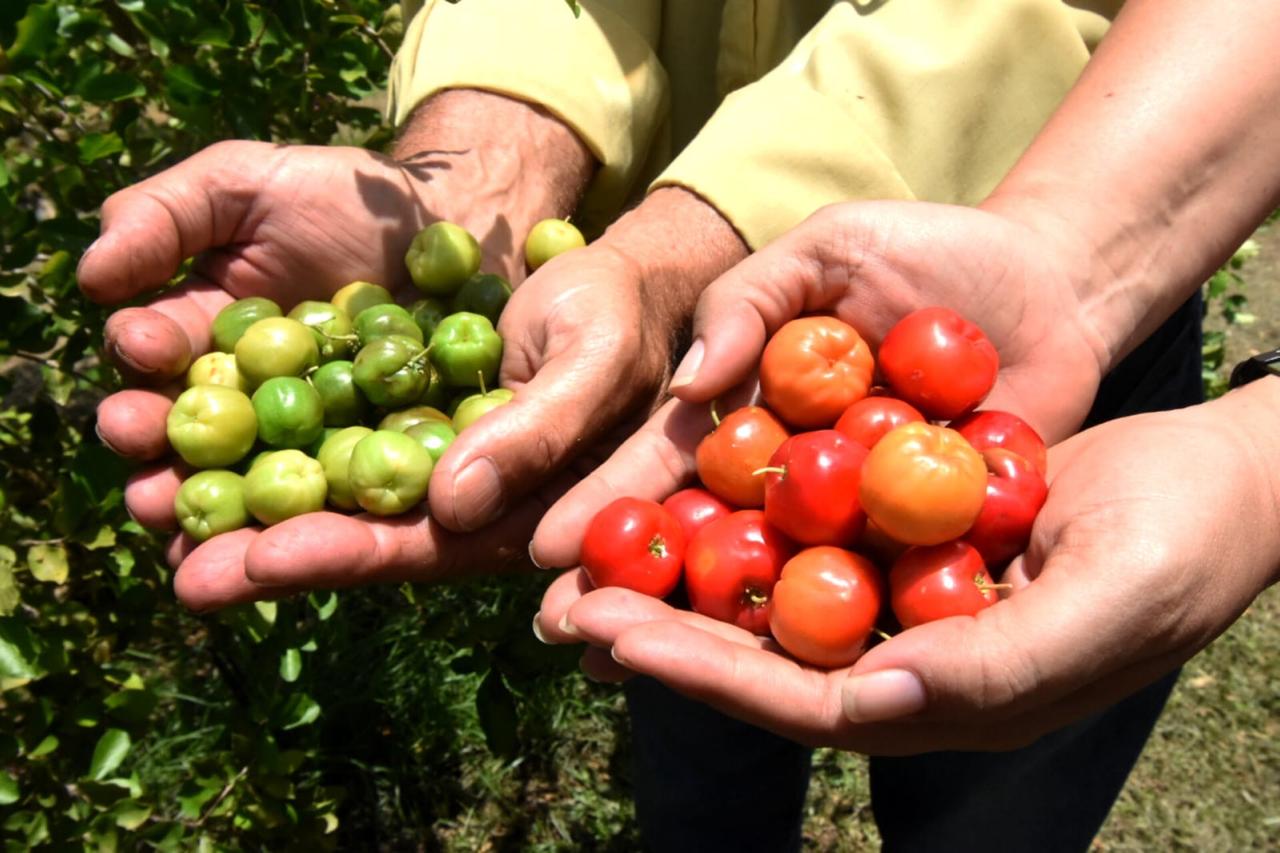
[[1, 2, 634, 848]]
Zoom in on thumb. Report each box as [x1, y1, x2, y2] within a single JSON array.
[[78, 141, 272, 304], [667, 210, 854, 403], [841, 562, 1125, 726]]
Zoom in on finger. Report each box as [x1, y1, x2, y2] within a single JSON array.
[[563, 585, 770, 651], [78, 141, 271, 304], [166, 532, 197, 570], [103, 281, 233, 384], [241, 498, 543, 589], [667, 215, 849, 402], [173, 527, 290, 611], [125, 464, 184, 530], [529, 397, 706, 569], [536, 569, 595, 643], [427, 335, 645, 534], [843, 555, 1136, 726], [610, 620, 842, 746], [580, 646, 634, 684], [98, 389, 177, 461]]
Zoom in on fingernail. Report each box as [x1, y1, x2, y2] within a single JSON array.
[[842, 669, 927, 722], [610, 645, 629, 666], [528, 541, 548, 570], [669, 339, 705, 389], [94, 422, 122, 455], [451, 457, 503, 531], [79, 237, 101, 266], [558, 613, 579, 637], [532, 612, 550, 644]]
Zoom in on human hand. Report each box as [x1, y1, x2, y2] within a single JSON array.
[[528, 198, 1107, 568], [82, 91, 596, 609], [534, 380, 1280, 752]]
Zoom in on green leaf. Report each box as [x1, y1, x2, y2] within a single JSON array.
[[164, 64, 220, 106], [277, 692, 321, 730], [81, 525, 117, 550], [110, 547, 135, 577], [76, 72, 145, 102], [279, 648, 302, 683], [104, 687, 157, 725], [103, 32, 136, 58], [77, 132, 124, 164], [6, 3, 58, 65], [309, 591, 338, 621], [476, 669, 519, 758], [0, 548, 18, 616], [193, 20, 234, 48], [27, 543, 68, 583], [0, 618, 45, 686], [87, 729, 131, 781], [253, 600, 277, 626], [177, 779, 221, 820], [110, 800, 152, 830], [29, 734, 58, 758], [0, 770, 18, 805]]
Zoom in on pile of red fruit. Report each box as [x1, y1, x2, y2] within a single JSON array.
[[579, 308, 1049, 669]]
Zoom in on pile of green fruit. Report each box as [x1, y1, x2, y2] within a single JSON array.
[[168, 218, 583, 542]]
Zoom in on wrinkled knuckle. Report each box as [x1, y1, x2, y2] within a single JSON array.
[[631, 428, 690, 494], [972, 626, 1043, 716]]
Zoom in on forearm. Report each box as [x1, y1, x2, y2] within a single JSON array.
[[393, 89, 595, 242], [985, 0, 1280, 371]]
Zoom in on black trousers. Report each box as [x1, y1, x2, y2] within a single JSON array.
[[625, 296, 1204, 853]]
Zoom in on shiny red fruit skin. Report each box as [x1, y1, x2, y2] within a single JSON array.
[[950, 409, 1049, 477], [685, 510, 797, 635], [877, 307, 999, 420], [964, 448, 1048, 567], [581, 498, 685, 599], [890, 540, 997, 629], [695, 406, 790, 507], [768, 546, 883, 668], [662, 488, 734, 545], [761, 430, 868, 546], [834, 395, 926, 450]]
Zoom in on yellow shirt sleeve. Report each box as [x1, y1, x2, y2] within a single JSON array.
[[654, 0, 1102, 249], [388, 0, 667, 223]]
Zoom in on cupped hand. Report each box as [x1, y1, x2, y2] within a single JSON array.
[[530, 198, 1107, 568], [535, 384, 1280, 752], [83, 92, 600, 610], [167, 239, 686, 609]]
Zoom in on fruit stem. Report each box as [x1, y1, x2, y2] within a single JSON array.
[[974, 576, 1014, 593], [751, 466, 786, 478], [873, 628, 894, 642], [406, 344, 434, 371], [477, 370, 488, 396], [710, 400, 721, 428], [647, 534, 668, 558]]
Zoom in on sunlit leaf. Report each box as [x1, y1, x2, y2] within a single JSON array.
[[6, 3, 58, 65], [277, 693, 321, 730], [87, 729, 131, 781], [0, 770, 18, 805], [27, 543, 69, 584], [77, 132, 125, 164], [279, 648, 302, 683]]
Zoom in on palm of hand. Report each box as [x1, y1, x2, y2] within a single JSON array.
[[791, 201, 1108, 442]]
